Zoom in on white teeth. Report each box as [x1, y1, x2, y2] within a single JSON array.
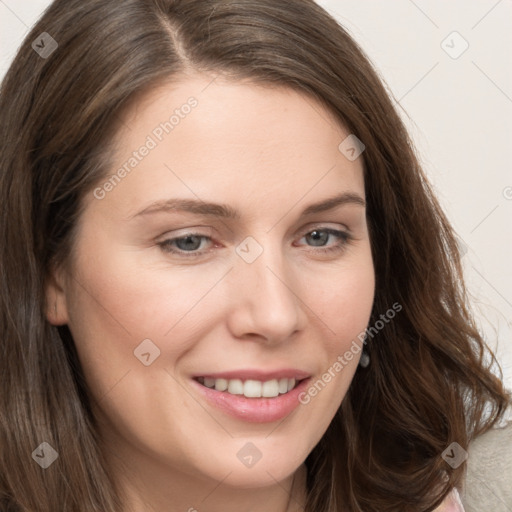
[[227, 379, 243, 395], [262, 379, 279, 398], [204, 377, 215, 388], [278, 378, 288, 394], [214, 378, 228, 391], [244, 380, 262, 397], [199, 376, 300, 397]]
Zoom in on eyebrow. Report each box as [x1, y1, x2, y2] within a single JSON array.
[[130, 192, 366, 220]]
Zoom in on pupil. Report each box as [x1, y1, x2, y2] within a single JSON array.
[[307, 230, 328, 246], [176, 236, 202, 251]]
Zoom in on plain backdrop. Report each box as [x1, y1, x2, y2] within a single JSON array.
[[1, 0, 511, 395]]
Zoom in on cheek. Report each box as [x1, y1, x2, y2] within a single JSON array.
[[308, 255, 375, 350], [294, 257, 374, 422], [63, 248, 217, 398]]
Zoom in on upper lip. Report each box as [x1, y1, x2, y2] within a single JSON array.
[[194, 369, 311, 381]]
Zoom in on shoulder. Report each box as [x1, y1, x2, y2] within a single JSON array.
[[462, 418, 512, 510]]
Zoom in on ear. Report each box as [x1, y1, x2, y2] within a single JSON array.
[[44, 265, 70, 326]]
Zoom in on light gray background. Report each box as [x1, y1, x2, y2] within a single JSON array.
[[1, 0, 511, 398]]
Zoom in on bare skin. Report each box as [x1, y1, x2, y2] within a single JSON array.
[[46, 74, 375, 512]]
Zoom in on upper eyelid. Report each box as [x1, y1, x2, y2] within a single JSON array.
[[162, 222, 351, 240], [163, 226, 350, 241]]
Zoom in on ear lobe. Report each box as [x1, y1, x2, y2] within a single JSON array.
[[44, 267, 69, 326]]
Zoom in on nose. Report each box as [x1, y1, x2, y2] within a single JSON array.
[[225, 240, 307, 345]]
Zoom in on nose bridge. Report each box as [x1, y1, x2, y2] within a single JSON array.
[[229, 234, 303, 340]]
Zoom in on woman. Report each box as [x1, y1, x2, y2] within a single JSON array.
[[0, 0, 509, 510]]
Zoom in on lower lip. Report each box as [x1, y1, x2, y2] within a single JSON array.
[[191, 378, 311, 423]]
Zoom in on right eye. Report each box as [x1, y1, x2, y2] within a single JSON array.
[[158, 233, 215, 257]]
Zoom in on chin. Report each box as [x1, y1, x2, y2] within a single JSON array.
[[194, 441, 305, 489]]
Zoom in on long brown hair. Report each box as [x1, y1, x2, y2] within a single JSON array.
[[0, 0, 509, 510]]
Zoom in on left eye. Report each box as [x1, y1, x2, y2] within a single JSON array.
[[299, 229, 348, 248]]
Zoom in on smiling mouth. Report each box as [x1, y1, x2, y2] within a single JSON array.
[[195, 376, 304, 398]]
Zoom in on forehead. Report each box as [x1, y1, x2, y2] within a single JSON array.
[[94, 74, 365, 219]]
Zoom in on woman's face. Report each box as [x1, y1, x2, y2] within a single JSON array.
[[47, 75, 374, 495]]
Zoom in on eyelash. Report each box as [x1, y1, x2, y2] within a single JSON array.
[[157, 228, 352, 258]]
